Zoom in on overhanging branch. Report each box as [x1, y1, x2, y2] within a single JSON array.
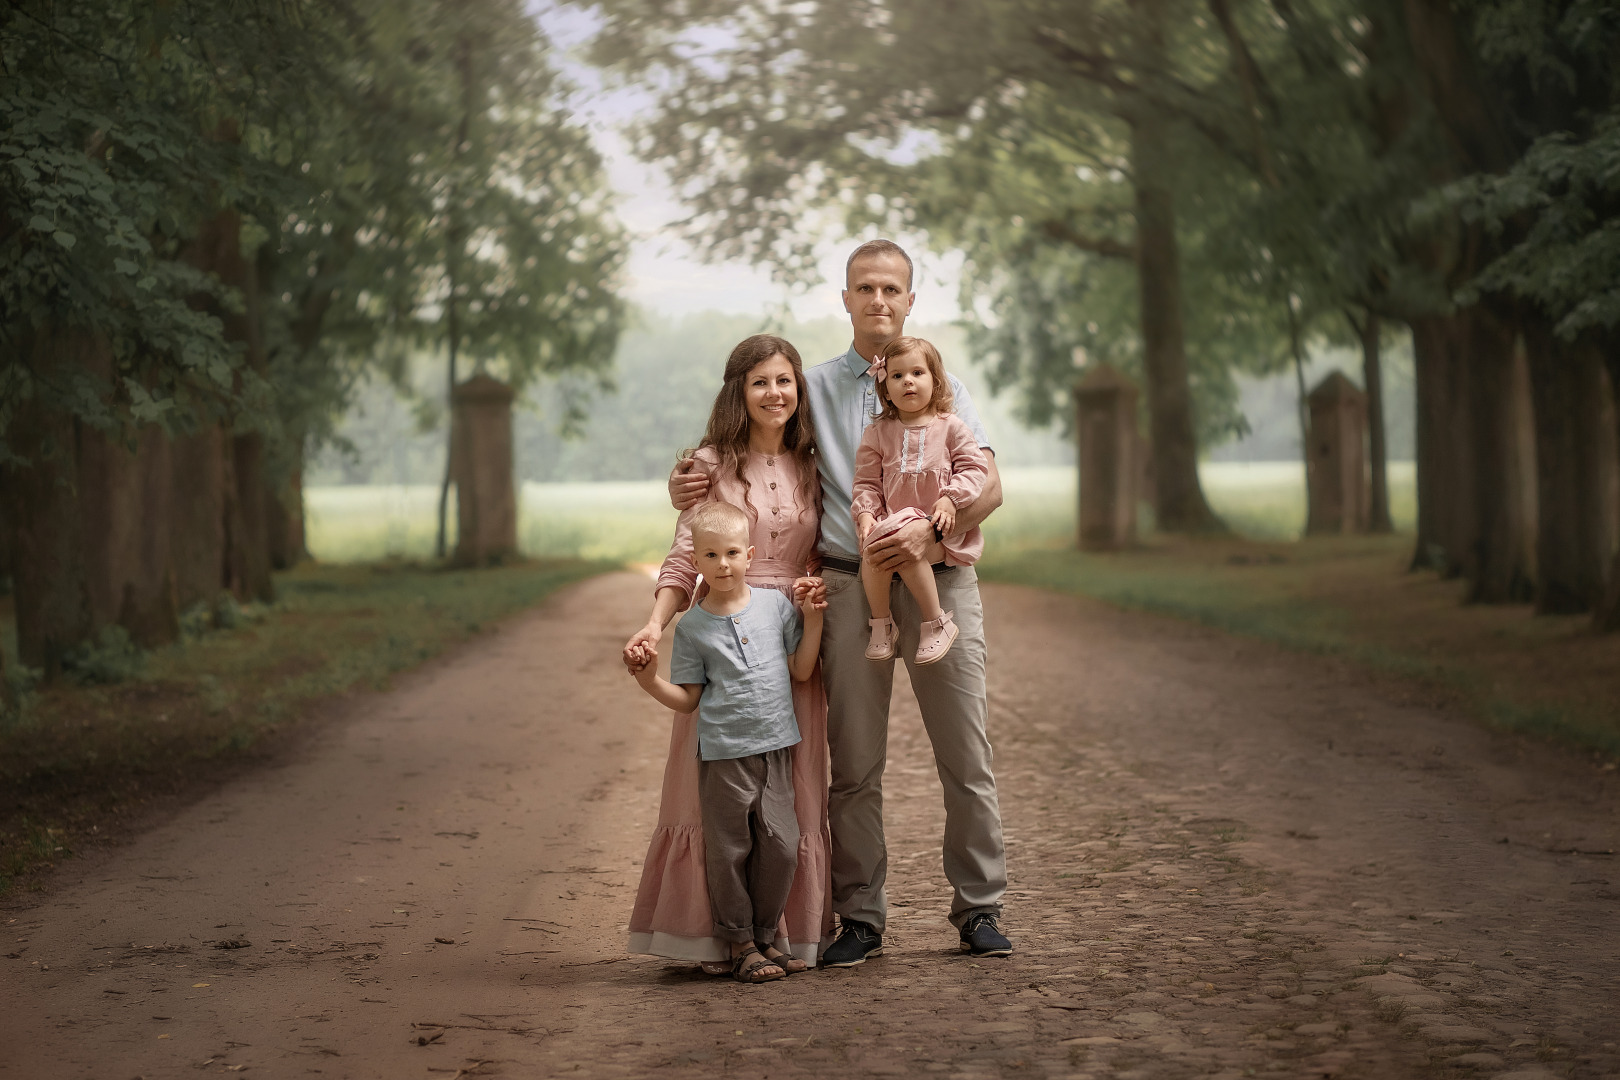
[[1041, 219, 1136, 260]]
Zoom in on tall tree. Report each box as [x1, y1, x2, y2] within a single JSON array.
[[0, 0, 332, 670], [591, 0, 1270, 532], [365, 0, 628, 559]]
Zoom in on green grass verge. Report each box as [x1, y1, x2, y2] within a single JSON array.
[[980, 542, 1620, 760], [0, 558, 607, 897]]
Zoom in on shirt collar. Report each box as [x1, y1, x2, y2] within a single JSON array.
[[842, 344, 873, 381]]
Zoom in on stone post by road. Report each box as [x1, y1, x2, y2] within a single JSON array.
[[450, 373, 518, 566], [1074, 364, 1140, 551], [1306, 371, 1370, 535]]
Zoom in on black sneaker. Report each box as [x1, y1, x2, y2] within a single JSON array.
[[959, 912, 1013, 957], [821, 920, 884, 968]]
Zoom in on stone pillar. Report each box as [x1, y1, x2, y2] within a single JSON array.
[[450, 373, 518, 565], [1306, 371, 1370, 535], [1074, 364, 1139, 550]]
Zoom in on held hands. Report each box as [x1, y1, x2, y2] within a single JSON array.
[[792, 576, 828, 614], [623, 624, 660, 680], [931, 496, 956, 539], [669, 456, 710, 511]]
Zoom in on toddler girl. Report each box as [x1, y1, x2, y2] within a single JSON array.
[[852, 336, 989, 665]]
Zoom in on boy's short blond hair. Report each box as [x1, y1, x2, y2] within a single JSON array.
[[689, 500, 752, 544]]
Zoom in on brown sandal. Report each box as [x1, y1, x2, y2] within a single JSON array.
[[760, 945, 807, 974], [731, 946, 785, 983]]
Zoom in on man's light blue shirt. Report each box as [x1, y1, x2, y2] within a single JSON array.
[[805, 344, 993, 559]]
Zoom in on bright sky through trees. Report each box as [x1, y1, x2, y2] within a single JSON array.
[[530, 1, 964, 319]]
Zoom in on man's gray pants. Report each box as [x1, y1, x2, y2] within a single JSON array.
[[821, 564, 1006, 933], [698, 747, 800, 944]]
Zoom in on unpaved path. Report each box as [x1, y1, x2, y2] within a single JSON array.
[[2, 572, 1617, 1080]]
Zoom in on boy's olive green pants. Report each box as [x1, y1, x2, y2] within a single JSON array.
[[819, 564, 1007, 933]]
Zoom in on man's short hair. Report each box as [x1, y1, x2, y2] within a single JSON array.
[[845, 239, 914, 291], [689, 500, 751, 543]]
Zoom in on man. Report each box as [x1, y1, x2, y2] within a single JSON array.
[[669, 239, 1011, 966]]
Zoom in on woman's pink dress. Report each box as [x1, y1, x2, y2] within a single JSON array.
[[626, 446, 833, 966]]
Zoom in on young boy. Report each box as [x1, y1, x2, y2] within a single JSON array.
[[627, 501, 826, 983]]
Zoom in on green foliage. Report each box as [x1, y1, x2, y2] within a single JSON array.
[[59, 625, 143, 685], [1445, 114, 1620, 338], [584, 0, 1415, 448], [0, 0, 331, 454], [1, 0, 627, 479], [1407, 0, 1619, 336], [245, 0, 628, 496]]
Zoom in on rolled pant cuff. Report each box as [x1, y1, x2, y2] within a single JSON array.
[[751, 925, 780, 944], [713, 924, 757, 944]]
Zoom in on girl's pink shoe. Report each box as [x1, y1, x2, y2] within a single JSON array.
[[915, 611, 957, 665], [865, 616, 898, 661]]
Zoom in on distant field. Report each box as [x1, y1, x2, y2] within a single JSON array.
[[306, 481, 680, 564], [304, 463, 1417, 564]]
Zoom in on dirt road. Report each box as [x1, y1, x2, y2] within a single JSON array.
[[3, 571, 1617, 1079]]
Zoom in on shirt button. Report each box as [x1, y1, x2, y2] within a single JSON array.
[[733, 617, 741, 624], [771, 531, 778, 538], [769, 482, 776, 490], [741, 637, 749, 644], [766, 457, 775, 466]]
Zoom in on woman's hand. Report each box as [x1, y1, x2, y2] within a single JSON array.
[[625, 642, 653, 676], [856, 512, 876, 547], [931, 496, 956, 539], [793, 576, 828, 613], [623, 623, 661, 673]]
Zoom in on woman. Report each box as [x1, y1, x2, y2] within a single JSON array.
[[622, 333, 832, 975]]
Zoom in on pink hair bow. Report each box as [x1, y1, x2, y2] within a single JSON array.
[[865, 354, 887, 381]]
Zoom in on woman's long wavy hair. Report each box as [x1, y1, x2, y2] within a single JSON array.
[[688, 334, 821, 527]]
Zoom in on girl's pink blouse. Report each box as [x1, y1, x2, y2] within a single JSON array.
[[850, 412, 989, 519], [655, 446, 820, 608]]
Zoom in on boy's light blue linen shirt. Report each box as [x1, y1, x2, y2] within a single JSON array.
[[805, 344, 993, 560], [669, 586, 804, 762]]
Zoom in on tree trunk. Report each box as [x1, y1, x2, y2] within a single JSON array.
[[191, 206, 274, 604], [169, 425, 227, 614], [1522, 318, 1608, 614], [267, 463, 308, 571], [1, 333, 95, 678], [1288, 306, 1313, 533], [227, 431, 274, 603], [1593, 344, 1620, 633], [1408, 314, 1465, 572], [1408, 307, 1534, 600], [1125, 103, 1222, 534], [79, 420, 181, 647], [1461, 304, 1534, 603], [435, 324, 460, 560], [1355, 310, 1394, 533]]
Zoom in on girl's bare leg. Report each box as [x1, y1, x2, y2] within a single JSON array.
[[897, 558, 944, 623], [860, 557, 893, 619]]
